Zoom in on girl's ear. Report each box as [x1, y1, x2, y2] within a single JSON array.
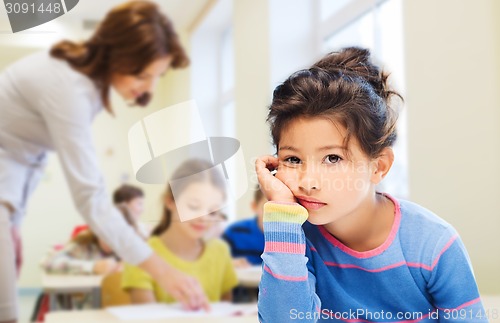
[[370, 147, 394, 184], [164, 194, 175, 211], [250, 200, 257, 214]]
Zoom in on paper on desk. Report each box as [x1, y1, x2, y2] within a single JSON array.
[[107, 302, 258, 320], [237, 266, 262, 274]]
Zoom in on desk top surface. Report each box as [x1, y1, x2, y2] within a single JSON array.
[[41, 274, 103, 291], [235, 266, 262, 287], [41, 266, 261, 289], [45, 310, 258, 323]]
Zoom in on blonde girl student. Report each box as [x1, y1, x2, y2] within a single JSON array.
[[122, 159, 238, 304], [256, 47, 487, 322]]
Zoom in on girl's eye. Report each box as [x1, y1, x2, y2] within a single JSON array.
[[324, 154, 342, 164], [187, 204, 199, 211], [283, 156, 301, 164]]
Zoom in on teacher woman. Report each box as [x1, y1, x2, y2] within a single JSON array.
[[0, 1, 208, 322]]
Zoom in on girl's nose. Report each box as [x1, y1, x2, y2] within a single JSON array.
[[298, 165, 321, 193]]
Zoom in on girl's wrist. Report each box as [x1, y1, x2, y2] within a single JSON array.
[[263, 201, 309, 224], [267, 199, 297, 205]]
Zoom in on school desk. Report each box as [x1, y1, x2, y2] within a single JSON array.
[[235, 266, 262, 287], [45, 310, 259, 323], [42, 273, 104, 310]]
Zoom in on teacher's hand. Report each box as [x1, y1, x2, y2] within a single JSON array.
[[139, 253, 210, 311]]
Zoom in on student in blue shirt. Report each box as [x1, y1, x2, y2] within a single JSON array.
[[223, 187, 266, 267]]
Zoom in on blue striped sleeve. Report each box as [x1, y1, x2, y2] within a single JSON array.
[[258, 202, 321, 323]]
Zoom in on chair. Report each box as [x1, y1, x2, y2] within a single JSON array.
[[100, 271, 131, 307]]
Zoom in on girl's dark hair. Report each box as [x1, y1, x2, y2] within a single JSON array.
[[50, 0, 189, 111], [151, 159, 227, 236], [268, 47, 402, 159], [113, 184, 144, 204]]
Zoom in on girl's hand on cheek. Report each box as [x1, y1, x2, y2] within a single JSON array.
[[255, 155, 296, 204]]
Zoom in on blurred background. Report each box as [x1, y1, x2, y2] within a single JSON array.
[[1, 0, 499, 302]]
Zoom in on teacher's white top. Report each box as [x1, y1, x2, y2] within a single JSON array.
[[0, 50, 151, 265]]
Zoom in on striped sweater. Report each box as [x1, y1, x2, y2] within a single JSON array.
[[258, 194, 487, 322]]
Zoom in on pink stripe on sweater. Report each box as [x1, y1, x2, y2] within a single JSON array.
[[263, 265, 308, 282], [264, 241, 305, 254], [406, 262, 432, 271], [437, 297, 481, 311], [319, 193, 401, 259], [407, 234, 458, 271], [323, 235, 459, 272], [430, 234, 458, 268], [324, 260, 407, 272]]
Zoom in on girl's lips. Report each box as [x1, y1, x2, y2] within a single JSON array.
[[296, 197, 327, 211], [190, 223, 207, 232]]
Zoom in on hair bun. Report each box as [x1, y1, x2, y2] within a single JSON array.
[[312, 47, 396, 102]]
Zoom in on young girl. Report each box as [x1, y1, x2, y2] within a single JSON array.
[[37, 206, 141, 311], [122, 159, 238, 304], [113, 184, 150, 237], [40, 205, 141, 275], [256, 47, 487, 322]]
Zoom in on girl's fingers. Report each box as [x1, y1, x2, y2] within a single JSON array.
[[182, 277, 210, 311], [256, 155, 296, 203], [191, 279, 210, 311], [255, 156, 279, 186], [255, 155, 279, 175], [170, 288, 187, 308]]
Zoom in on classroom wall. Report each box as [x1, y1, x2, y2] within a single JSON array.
[[403, 0, 500, 294], [232, 0, 271, 215]]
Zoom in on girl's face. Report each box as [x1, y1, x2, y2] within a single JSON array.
[[125, 197, 145, 220], [111, 56, 172, 103], [168, 181, 225, 240], [276, 117, 378, 226]]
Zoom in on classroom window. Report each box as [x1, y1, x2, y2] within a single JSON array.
[[219, 27, 235, 138], [190, 0, 234, 138], [191, 0, 236, 219], [320, 0, 353, 22], [319, 0, 408, 198]]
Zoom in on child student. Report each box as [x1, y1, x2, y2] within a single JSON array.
[[122, 159, 238, 304], [70, 184, 148, 239], [256, 47, 486, 322], [113, 184, 150, 237], [37, 206, 143, 311], [40, 205, 141, 275], [223, 186, 266, 267]]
